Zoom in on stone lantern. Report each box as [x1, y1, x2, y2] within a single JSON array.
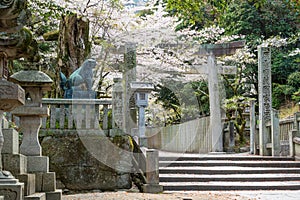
[[0, 56, 25, 199], [130, 82, 154, 146], [10, 70, 52, 170]]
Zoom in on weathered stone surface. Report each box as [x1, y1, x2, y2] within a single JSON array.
[[258, 47, 272, 156], [41, 133, 133, 191], [142, 184, 163, 194], [15, 116, 43, 156], [2, 129, 19, 154], [33, 172, 56, 192], [12, 107, 49, 117], [24, 192, 46, 200], [0, 181, 24, 200], [42, 172, 56, 192], [2, 154, 27, 174], [0, 79, 25, 111], [294, 137, 300, 161], [16, 174, 36, 196], [46, 190, 62, 200], [27, 156, 49, 173], [9, 70, 53, 86]]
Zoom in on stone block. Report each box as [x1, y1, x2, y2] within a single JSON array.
[[2, 154, 27, 174], [24, 192, 46, 200], [34, 172, 56, 192], [16, 174, 36, 196], [42, 172, 56, 192], [27, 156, 49, 173], [141, 184, 163, 194], [46, 190, 62, 200], [0, 79, 25, 112], [0, 181, 24, 200], [2, 128, 19, 154], [35, 173, 43, 192], [0, 195, 4, 200]]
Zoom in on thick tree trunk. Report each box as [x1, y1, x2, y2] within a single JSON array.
[[55, 13, 91, 97]]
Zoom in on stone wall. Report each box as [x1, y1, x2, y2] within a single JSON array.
[[40, 132, 134, 191]]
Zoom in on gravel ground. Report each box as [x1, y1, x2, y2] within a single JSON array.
[[62, 191, 254, 200], [62, 190, 300, 200]]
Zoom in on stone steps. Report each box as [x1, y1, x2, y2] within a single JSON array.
[[159, 154, 300, 191], [159, 155, 295, 161], [160, 181, 300, 191], [160, 160, 300, 168]]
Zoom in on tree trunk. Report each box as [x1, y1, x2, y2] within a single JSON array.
[[55, 13, 91, 97]]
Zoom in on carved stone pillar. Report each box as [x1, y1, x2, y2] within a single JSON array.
[[258, 47, 272, 156]]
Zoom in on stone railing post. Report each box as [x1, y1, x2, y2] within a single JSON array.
[[249, 100, 256, 154], [271, 109, 280, 156], [142, 149, 163, 193], [290, 130, 298, 157], [103, 104, 109, 130], [293, 112, 300, 131]]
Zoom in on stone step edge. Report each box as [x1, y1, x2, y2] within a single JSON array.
[[159, 156, 295, 161]]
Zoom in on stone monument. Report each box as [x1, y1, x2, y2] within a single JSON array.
[[258, 47, 272, 156]]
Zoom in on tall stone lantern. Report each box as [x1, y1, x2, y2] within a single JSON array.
[[130, 82, 154, 146], [0, 54, 25, 199], [10, 70, 52, 170]]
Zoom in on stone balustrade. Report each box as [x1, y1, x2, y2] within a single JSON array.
[[40, 98, 112, 131]]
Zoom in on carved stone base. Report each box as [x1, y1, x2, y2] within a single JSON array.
[[0, 178, 24, 200]]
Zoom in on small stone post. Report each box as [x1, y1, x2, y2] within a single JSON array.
[[228, 121, 235, 151], [142, 149, 163, 193], [258, 46, 272, 156], [250, 100, 256, 154], [271, 109, 280, 156]]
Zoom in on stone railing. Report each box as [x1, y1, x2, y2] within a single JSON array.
[[40, 98, 112, 131], [290, 112, 300, 160], [145, 117, 211, 153], [265, 117, 294, 140]]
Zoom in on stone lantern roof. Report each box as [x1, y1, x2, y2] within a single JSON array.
[[9, 70, 53, 91], [130, 82, 154, 92]]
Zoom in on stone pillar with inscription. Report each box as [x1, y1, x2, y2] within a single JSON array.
[[258, 47, 272, 156], [111, 78, 124, 136], [122, 43, 137, 135]]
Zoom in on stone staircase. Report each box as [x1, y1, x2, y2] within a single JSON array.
[[159, 154, 300, 191]]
